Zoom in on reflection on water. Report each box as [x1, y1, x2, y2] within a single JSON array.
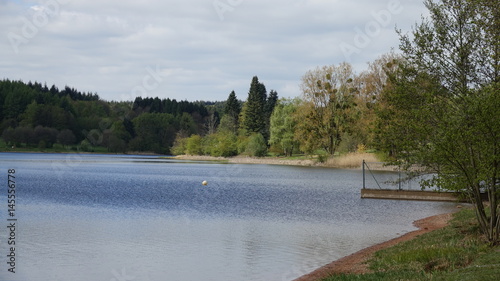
[[0, 153, 457, 281]]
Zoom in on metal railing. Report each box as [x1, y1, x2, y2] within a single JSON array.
[[362, 160, 409, 190]]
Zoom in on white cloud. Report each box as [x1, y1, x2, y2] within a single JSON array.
[[0, 0, 428, 102]]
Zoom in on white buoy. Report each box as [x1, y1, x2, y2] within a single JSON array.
[[202, 180, 208, 186]]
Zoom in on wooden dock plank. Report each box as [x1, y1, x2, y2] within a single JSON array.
[[360, 189, 465, 202]]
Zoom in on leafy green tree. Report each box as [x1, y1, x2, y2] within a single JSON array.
[[57, 129, 76, 147], [473, 0, 499, 84], [207, 131, 238, 157], [244, 133, 267, 157], [132, 113, 178, 154], [2, 81, 36, 119], [171, 134, 188, 155], [236, 135, 248, 155], [79, 139, 92, 152], [186, 134, 203, 155], [264, 90, 279, 140], [179, 112, 198, 136], [34, 126, 58, 148], [106, 134, 127, 153], [269, 98, 300, 156], [355, 52, 402, 150], [296, 63, 358, 155], [1, 127, 15, 145], [218, 115, 236, 134], [13, 126, 35, 146], [110, 121, 132, 143], [381, 0, 500, 243], [21, 102, 75, 130]]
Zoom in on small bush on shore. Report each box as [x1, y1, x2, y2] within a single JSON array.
[[244, 133, 267, 157]]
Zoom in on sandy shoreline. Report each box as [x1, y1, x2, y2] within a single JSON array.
[[171, 154, 317, 165], [293, 212, 456, 280], [171, 154, 399, 171]]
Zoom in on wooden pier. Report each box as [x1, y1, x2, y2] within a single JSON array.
[[361, 189, 466, 202], [359, 161, 488, 203]]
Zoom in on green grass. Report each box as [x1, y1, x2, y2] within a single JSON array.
[[323, 208, 500, 281]]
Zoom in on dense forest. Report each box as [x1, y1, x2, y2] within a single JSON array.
[[0, 67, 393, 158], [0, 79, 215, 154], [0, 60, 389, 158]]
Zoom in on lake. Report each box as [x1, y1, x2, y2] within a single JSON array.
[[0, 153, 457, 281]]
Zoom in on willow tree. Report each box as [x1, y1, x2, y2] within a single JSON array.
[[356, 52, 402, 150], [269, 98, 300, 156], [381, 0, 500, 243], [296, 63, 358, 155]]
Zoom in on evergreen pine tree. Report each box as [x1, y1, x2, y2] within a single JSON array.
[[222, 90, 241, 133], [265, 90, 278, 117], [241, 76, 267, 135], [224, 91, 241, 119], [263, 90, 278, 140]]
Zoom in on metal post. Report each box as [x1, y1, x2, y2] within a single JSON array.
[[398, 168, 402, 191], [362, 160, 365, 189]]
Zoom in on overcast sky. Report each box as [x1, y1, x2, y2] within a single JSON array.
[[1, 0, 428, 102]]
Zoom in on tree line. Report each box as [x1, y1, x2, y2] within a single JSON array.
[[0, 79, 212, 154], [171, 76, 279, 157]]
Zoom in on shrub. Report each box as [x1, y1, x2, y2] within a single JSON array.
[[245, 133, 267, 157], [171, 135, 188, 155], [210, 131, 238, 157], [185, 135, 203, 155], [80, 139, 92, 152], [237, 135, 249, 155]]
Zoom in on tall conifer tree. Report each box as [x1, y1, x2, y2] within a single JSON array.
[[220, 90, 241, 133], [241, 76, 267, 135], [224, 91, 241, 120]]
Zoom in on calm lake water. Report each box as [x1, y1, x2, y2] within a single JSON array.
[[0, 153, 457, 281]]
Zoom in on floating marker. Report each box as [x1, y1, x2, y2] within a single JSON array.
[[202, 180, 208, 186]]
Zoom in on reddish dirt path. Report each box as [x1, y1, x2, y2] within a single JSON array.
[[293, 212, 454, 281]]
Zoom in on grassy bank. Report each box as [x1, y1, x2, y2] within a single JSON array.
[[323, 208, 500, 281]]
